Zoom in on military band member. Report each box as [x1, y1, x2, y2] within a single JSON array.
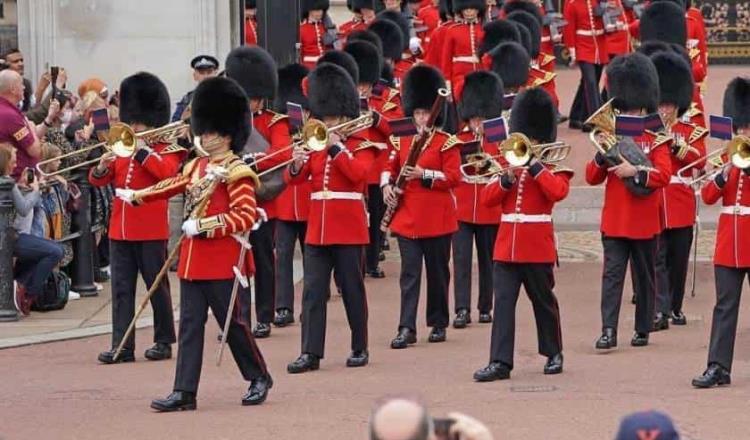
[[692, 77, 750, 388], [488, 42, 531, 97], [383, 65, 461, 348], [130, 76, 271, 411], [340, 0, 377, 40], [423, 0, 456, 68], [452, 71, 504, 328], [286, 63, 376, 373], [90, 72, 181, 364], [651, 50, 706, 330], [416, 0, 441, 52], [586, 53, 672, 349], [369, 18, 406, 86], [299, 0, 336, 69], [440, 0, 485, 100], [479, 19, 522, 58], [474, 88, 570, 381], [379, 10, 420, 82]]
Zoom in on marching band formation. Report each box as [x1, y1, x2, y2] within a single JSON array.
[[90, 0, 750, 411]]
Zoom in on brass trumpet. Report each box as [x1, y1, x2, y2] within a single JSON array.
[[676, 135, 750, 187]]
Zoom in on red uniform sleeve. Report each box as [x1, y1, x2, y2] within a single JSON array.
[[200, 178, 258, 238], [644, 143, 672, 189], [534, 165, 571, 202], [628, 20, 640, 40], [285, 160, 311, 185], [585, 158, 608, 185], [430, 145, 460, 191], [135, 175, 191, 204], [138, 149, 186, 181], [701, 175, 725, 205], [440, 30, 455, 87], [88, 161, 115, 187], [563, 1, 577, 53], [330, 143, 376, 184], [680, 131, 707, 168], [480, 177, 510, 207], [256, 121, 294, 171]]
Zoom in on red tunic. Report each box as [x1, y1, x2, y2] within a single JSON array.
[[440, 20, 484, 99], [89, 142, 186, 241], [455, 130, 502, 225], [424, 20, 456, 68], [585, 132, 673, 239], [245, 18, 258, 46], [702, 167, 750, 268], [604, 0, 632, 55], [527, 65, 560, 109], [252, 110, 294, 219], [367, 88, 404, 185], [563, 0, 609, 64], [659, 122, 707, 229], [417, 4, 441, 50], [385, 131, 461, 238], [482, 162, 572, 263], [339, 18, 368, 41], [299, 20, 329, 69]]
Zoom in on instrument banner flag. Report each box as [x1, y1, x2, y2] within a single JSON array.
[[389, 117, 418, 137], [503, 94, 517, 110], [709, 115, 733, 140], [92, 108, 110, 133], [615, 115, 645, 137], [483, 116, 508, 143], [644, 113, 663, 132], [287, 102, 305, 130]]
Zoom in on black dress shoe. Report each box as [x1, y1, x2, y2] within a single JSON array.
[[217, 332, 223, 342], [144, 343, 172, 361], [631, 332, 649, 347], [379, 251, 386, 261], [381, 240, 390, 251], [428, 327, 446, 343], [151, 391, 197, 412], [557, 114, 570, 124], [98, 349, 135, 364], [478, 312, 492, 324], [242, 375, 273, 405], [253, 322, 271, 338], [544, 353, 564, 375], [568, 120, 583, 130], [346, 350, 369, 367], [452, 309, 471, 329], [652, 313, 670, 332], [671, 310, 687, 325], [595, 328, 618, 350], [287, 353, 320, 374], [273, 309, 294, 327], [390, 327, 417, 349], [473, 362, 511, 382], [631, 294, 637, 304], [366, 267, 386, 278], [94, 269, 110, 283], [692, 363, 731, 388]]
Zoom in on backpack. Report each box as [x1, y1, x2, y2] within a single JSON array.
[[31, 271, 71, 312]]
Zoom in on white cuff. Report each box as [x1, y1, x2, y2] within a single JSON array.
[[423, 169, 446, 181], [380, 171, 392, 188]]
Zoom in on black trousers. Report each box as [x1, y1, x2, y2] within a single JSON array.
[[109, 239, 175, 351], [569, 61, 604, 124], [366, 184, 386, 271], [600, 235, 657, 334], [174, 279, 268, 394], [707, 266, 750, 371], [489, 262, 562, 368], [655, 226, 694, 315], [452, 222, 497, 314], [251, 219, 276, 324], [397, 234, 452, 331], [275, 220, 307, 313], [300, 244, 368, 358]]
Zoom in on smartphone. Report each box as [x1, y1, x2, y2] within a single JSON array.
[[433, 418, 457, 440], [25, 168, 35, 185]]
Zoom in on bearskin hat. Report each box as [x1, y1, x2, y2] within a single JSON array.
[[458, 71, 505, 121], [381, 63, 395, 87], [318, 50, 360, 85], [378, 10, 410, 52], [638, 41, 691, 66], [723, 77, 750, 130], [225, 46, 278, 100], [308, 63, 360, 119], [345, 40, 383, 85], [510, 87, 557, 143], [191, 76, 251, 154], [489, 42, 530, 90], [369, 19, 404, 60], [301, 0, 330, 19], [507, 10, 541, 58], [402, 64, 446, 118], [347, 29, 384, 55], [515, 22, 533, 56], [453, 0, 485, 14], [352, 0, 375, 11], [274, 63, 309, 113], [439, 0, 454, 21], [606, 53, 660, 113], [651, 0, 687, 10], [119, 72, 170, 128], [502, 1, 543, 24], [480, 20, 521, 56], [651, 51, 694, 116], [245, 0, 256, 8], [640, 1, 687, 47]]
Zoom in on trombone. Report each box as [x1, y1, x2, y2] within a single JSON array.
[[676, 135, 750, 187]]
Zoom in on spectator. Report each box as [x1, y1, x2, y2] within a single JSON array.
[[171, 55, 219, 122], [32, 67, 69, 108], [0, 69, 43, 179], [1, 48, 34, 111], [615, 411, 680, 440]]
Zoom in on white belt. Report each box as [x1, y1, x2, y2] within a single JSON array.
[[721, 206, 750, 216], [501, 213, 552, 223], [541, 36, 552, 42], [576, 29, 604, 36], [311, 191, 363, 201], [303, 56, 320, 62], [452, 56, 480, 63], [670, 176, 689, 185]]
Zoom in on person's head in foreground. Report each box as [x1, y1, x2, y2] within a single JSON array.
[[615, 410, 680, 440]]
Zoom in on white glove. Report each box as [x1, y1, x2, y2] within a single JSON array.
[[409, 37, 422, 54], [181, 219, 200, 237], [115, 188, 135, 204], [252, 207, 268, 231]]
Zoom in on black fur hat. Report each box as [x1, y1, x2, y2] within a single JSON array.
[[225, 46, 278, 100], [119, 72, 170, 128], [274, 63, 309, 113], [245, 0, 256, 8], [301, 0, 330, 19], [347, 29, 384, 55], [606, 53, 660, 113], [480, 20, 521, 56], [651, 51, 693, 116], [345, 40, 383, 85], [402, 64, 446, 119], [515, 22, 533, 56], [453, 0, 485, 14], [369, 19, 404, 60], [510, 87, 557, 143], [308, 63, 361, 119], [318, 50, 360, 85], [439, 0, 454, 21], [640, 1, 687, 47], [723, 77, 750, 130], [489, 42, 530, 90], [507, 10, 541, 58], [191, 76, 251, 154], [378, 10, 410, 52], [381, 63, 395, 87], [352, 0, 375, 12], [651, 0, 687, 10], [458, 71, 505, 121], [502, 1, 543, 23], [638, 41, 691, 66]]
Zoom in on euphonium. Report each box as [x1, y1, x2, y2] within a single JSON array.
[[584, 99, 619, 155]]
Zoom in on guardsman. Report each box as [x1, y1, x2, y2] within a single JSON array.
[[272, 63, 312, 327], [129, 76, 272, 411], [563, 0, 609, 131], [369, 18, 407, 86], [440, 0, 486, 100], [488, 41, 531, 97], [452, 71, 504, 328], [423, 0, 457, 68], [479, 19, 521, 57], [285, 63, 377, 374], [244, 0, 258, 46], [586, 53, 672, 350], [379, 10, 420, 82], [340, 0, 377, 40], [473, 87, 571, 381], [603, 0, 632, 65], [225, 46, 292, 339], [651, 50, 707, 331], [90, 72, 183, 364], [692, 77, 750, 389], [299, 0, 336, 69], [416, 0, 441, 53], [382, 65, 461, 349]]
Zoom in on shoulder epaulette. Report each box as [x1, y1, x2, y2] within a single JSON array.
[[385, 87, 400, 103], [226, 156, 260, 187], [530, 69, 556, 87], [549, 164, 575, 176], [269, 112, 289, 126], [440, 134, 461, 151], [161, 143, 188, 155], [540, 53, 556, 67], [389, 135, 401, 151], [182, 157, 202, 177], [648, 131, 673, 148], [353, 140, 384, 152], [688, 125, 709, 143]]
